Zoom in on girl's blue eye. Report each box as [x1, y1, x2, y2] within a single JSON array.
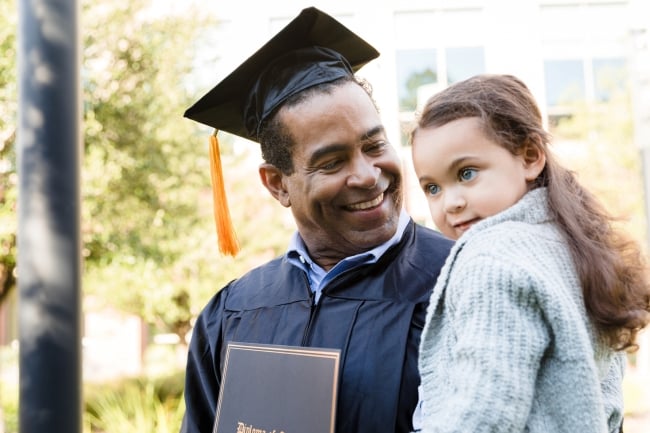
[[459, 168, 477, 181], [426, 184, 440, 196]]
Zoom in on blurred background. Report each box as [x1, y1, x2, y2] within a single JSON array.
[[1, 0, 649, 431]]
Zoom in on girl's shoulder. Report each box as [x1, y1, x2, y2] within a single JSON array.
[[462, 218, 564, 259], [451, 219, 576, 290]]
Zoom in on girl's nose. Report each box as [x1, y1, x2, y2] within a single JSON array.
[[443, 188, 466, 213]]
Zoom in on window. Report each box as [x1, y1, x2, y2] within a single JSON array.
[[544, 57, 627, 107], [593, 58, 627, 102], [395, 46, 485, 113], [539, 1, 630, 117], [446, 46, 485, 84], [395, 49, 438, 112], [544, 59, 585, 106], [393, 6, 485, 115]]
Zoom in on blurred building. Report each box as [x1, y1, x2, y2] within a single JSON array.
[[203, 0, 646, 217]]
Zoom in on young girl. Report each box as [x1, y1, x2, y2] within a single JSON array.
[[411, 74, 650, 433]]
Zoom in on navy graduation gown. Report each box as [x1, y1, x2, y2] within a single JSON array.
[[181, 220, 453, 433]]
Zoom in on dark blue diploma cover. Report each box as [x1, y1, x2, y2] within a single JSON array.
[[212, 342, 340, 433]]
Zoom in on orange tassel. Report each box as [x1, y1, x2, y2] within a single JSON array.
[[209, 132, 240, 256]]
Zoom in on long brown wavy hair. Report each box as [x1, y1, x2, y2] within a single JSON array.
[[411, 74, 650, 351]]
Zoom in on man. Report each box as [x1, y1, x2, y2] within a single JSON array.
[[181, 7, 453, 433]]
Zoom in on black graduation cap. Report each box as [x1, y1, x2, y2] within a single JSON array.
[[184, 7, 380, 257], [183, 6, 380, 142]]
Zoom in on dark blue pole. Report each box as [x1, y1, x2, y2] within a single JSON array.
[[17, 0, 81, 432]]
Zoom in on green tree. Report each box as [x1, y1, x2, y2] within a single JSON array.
[[400, 68, 437, 111], [80, 0, 212, 341], [0, 0, 17, 304], [81, 0, 294, 344], [0, 0, 294, 344], [551, 89, 647, 252]]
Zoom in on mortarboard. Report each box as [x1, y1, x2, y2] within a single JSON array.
[[184, 6, 380, 256], [184, 6, 380, 141]]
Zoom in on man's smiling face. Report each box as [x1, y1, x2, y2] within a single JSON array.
[[276, 81, 403, 266]]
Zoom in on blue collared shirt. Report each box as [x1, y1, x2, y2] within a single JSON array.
[[286, 210, 410, 303]]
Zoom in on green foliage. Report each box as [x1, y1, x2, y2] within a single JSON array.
[[1, 347, 185, 433], [80, 0, 295, 339], [551, 90, 647, 249], [0, 0, 294, 340], [0, 343, 18, 433], [0, 383, 18, 433], [81, 0, 209, 268], [0, 0, 16, 133], [0, 0, 17, 304], [400, 68, 437, 111], [81, 0, 209, 340], [84, 372, 185, 433]]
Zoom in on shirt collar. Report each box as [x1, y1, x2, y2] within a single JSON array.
[[287, 208, 410, 270]]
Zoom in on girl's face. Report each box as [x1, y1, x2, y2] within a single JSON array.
[[412, 117, 545, 240]]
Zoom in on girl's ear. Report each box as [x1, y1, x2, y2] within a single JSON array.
[[522, 135, 547, 182], [259, 163, 291, 208]]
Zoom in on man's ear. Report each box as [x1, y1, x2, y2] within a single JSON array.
[[522, 136, 547, 182], [259, 163, 291, 207]]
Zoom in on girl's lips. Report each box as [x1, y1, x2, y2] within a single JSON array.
[[453, 218, 480, 231]]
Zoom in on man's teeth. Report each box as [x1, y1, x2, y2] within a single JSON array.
[[348, 193, 384, 210]]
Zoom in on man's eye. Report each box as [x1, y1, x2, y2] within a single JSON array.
[[459, 168, 477, 181], [321, 160, 341, 171], [425, 184, 440, 196], [365, 141, 386, 154]]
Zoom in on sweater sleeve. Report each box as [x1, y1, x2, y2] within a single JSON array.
[[601, 352, 625, 433], [421, 254, 551, 433]]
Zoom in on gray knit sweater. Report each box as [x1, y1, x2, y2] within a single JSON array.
[[418, 187, 625, 433]]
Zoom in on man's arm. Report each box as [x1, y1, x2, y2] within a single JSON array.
[[180, 296, 225, 433]]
